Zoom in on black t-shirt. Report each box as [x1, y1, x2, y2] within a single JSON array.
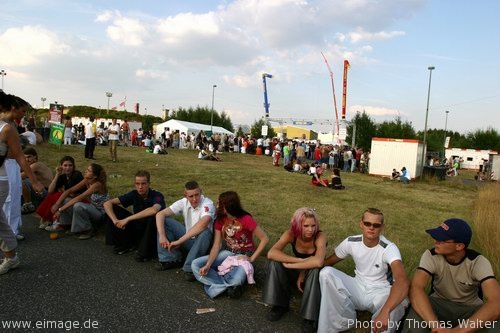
[[55, 171, 84, 193]]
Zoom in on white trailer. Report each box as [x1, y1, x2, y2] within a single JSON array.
[[445, 148, 498, 170], [369, 138, 425, 179], [487, 152, 499, 180]]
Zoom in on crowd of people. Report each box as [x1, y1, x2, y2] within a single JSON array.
[[2, 92, 498, 333]]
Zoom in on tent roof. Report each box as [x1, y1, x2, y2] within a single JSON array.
[[155, 119, 233, 137]]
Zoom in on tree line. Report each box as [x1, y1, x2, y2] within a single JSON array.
[[347, 111, 500, 153]]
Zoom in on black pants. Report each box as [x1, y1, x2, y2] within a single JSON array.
[[85, 137, 96, 158], [105, 206, 158, 258], [262, 260, 321, 321]]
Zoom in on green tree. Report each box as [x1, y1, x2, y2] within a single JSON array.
[[236, 126, 245, 137], [172, 106, 233, 132], [250, 118, 276, 139], [466, 127, 500, 151], [376, 116, 416, 139], [346, 111, 377, 151]]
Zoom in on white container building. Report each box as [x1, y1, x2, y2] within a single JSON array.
[[369, 137, 426, 179], [445, 148, 498, 170]]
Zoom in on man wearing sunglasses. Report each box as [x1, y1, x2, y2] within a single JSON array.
[[402, 218, 499, 333], [318, 208, 409, 333]]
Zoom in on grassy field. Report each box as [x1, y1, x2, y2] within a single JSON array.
[[33, 142, 497, 277]]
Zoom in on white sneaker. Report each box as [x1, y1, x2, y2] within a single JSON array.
[[0, 256, 20, 275], [45, 221, 60, 232], [39, 221, 51, 230]]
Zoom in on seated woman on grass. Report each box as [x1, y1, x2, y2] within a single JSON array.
[[192, 191, 268, 299], [262, 207, 327, 332], [329, 168, 345, 190], [36, 156, 84, 229], [47, 163, 109, 240], [310, 163, 328, 187]]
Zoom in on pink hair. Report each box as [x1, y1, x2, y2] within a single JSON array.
[[290, 207, 319, 238]]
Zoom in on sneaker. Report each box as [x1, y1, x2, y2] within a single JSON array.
[[0, 257, 20, 275], [16, 234, 25, 241], [156, 260, 183, 271], [45, 222, 61, 232], [301, 319, 316, 333], [39, 221, 51, 230], [65, 230, 75, 235], [21, 202, 35, 214], [266, 305, 289, 322], [227, 285, 243, 299], [184, 272, 196, 282]]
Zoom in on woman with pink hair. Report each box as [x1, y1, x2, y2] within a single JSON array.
[[262, 207, 327, 332]]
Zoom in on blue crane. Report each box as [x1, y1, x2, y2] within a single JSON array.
[[262, 73, 273, 118]]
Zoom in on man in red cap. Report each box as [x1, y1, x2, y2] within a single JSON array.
[[402, 218, 499, 333]]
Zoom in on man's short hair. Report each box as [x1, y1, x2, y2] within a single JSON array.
[[362, 207, 384, 224], [185, 181, 200, 191], [135, 170, 150, 183], [23, 147, 38, 158]]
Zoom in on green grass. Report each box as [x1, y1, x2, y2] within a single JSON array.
[[35, 143, 493, 276]]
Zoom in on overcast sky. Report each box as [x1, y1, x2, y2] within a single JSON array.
[[1, 0, 499, 134]]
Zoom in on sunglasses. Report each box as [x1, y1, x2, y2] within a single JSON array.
[[362, 221, 383, 228]]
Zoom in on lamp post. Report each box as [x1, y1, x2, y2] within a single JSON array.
[[0, 70, 6, 90], [210, 84, 217, 133], [41, 97, 46, 109], [443, 110, 449, 159], [421, 66, 435, 172], [106, 92, 113, 114]]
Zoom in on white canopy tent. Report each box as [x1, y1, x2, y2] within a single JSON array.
[[154, 119, 233, 140]]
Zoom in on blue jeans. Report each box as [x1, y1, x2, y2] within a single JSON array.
[[191, 250, 248, 299], [157, 217, 212, 273]]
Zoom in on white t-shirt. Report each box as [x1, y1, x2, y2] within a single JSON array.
[[142, 138, 152, 147], [335, 234, 402, 288], [20, 131, 37, 145], [85, 121, 95, 139], [108, 124, 120, 141], [168, 195, 215, 231], [153, 144, 162, 154]]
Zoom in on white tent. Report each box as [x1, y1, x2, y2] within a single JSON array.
[[154, 119, 233, 139]]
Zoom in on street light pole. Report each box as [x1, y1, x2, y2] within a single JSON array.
[[106, 92, 113, 114], [443, 110, 449, 159], [210, 84, 217, 133], [421, 66, 435, 172], [0, 70, 6, 90], [41, 97, 46, 109]]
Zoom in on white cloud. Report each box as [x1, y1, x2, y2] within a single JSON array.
[[157, 12, 220, 44], [223, 74, 256, 88], [135, 69, 168, 80], [95, 10, 116, 23], [223, 108, 253, 123], [106, 16, 148, 47], [349, 27, 405, 43], [348, 105, 401, 117], [0, 26, 70, 66]]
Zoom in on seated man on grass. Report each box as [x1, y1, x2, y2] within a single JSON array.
[[104, 170, 166, 262], [21, 147, 53, 214], [155, 181, 215, 281], [318, 208, 409, 333], [402, 218, 499, 333]]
